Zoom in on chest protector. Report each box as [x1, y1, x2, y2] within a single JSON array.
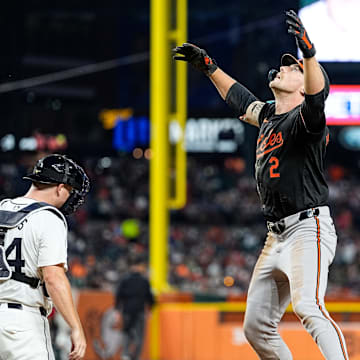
[[0, 202, 66, 289]]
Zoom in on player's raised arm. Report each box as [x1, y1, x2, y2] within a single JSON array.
[[172, 43, 261, 127], [285, 9, 330, 132], [285, 10, 325, 95]]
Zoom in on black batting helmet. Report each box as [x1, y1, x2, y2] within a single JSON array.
[[23, 154, 90, 215]]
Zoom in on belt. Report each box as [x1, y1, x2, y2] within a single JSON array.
[[0, 302, 47, 317], [267, 208, 321, 235]]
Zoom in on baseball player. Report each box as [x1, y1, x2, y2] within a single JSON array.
[[115, 257, 155, 360], [173, 10, 348, 360], [0, 154, 90, 360]]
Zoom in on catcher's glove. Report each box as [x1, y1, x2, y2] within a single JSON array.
[[285, 10, 316, 58], [172, 43, 218, 76]]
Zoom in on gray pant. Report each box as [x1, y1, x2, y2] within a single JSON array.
[[243, 206, 349, 360], [122, 312, 145, 360]]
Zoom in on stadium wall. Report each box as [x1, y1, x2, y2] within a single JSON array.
[[76, 290, 360, 360]]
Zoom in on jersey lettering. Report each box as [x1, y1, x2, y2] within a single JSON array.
[[6, 238, 25, 274], [17, 219, 28, 230], [269, 157, 280, 178], [256, 130, 284, 159], [0, 246, 11, 279]]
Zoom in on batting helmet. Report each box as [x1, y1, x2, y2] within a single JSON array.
[[281, 53, 330, 99], [23, 154, 90, 215]]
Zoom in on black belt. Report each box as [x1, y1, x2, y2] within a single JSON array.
[[4, 302, 46, 316], [298, 208, 320, 221], [267, 208, 320, 235]]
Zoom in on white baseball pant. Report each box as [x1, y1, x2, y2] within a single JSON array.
[[0, 303, 55, 360], [243, 206, 348, 360]]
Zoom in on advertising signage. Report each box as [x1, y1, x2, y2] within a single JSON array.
[[326, 85, 360, 125]]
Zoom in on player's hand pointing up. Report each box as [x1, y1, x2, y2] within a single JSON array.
[[285, 9, 316, 58]]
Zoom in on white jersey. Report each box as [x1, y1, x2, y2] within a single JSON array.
[[0, 197, 68, 309]]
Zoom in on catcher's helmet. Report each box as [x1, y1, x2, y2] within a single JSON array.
[[281, 53, 330, 99], [23, 154, 90, 215]]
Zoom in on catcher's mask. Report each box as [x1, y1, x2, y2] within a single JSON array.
[[23, 154, 90, 215], [280, 53, 330, 99]]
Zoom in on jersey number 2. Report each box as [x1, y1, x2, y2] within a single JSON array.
[[6, 238, 25, 273], [269, 156, 280, 178]]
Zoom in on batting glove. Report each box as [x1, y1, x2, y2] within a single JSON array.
[[173, 43, 218, 76], [285, 10, 316, 58]]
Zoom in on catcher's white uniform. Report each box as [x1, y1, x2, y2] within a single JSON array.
[[0, 197, 68, 360]]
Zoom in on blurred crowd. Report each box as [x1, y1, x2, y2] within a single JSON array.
[[1, 154, 360, 297]]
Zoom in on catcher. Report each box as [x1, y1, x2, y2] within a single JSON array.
[[0, 154, 90, 360]]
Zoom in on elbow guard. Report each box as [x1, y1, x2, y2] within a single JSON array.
[[225, 82, 258, 117]]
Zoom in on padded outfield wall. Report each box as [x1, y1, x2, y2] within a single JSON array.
[[75, 291, 360, 360]]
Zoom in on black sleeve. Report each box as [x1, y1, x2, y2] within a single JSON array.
[[257, 102, 275, 127], [299, 89, 327, 134], [225, 82, 258, 117]]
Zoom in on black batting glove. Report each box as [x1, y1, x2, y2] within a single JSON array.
[[172, 43, 218, 76], [285, 10, 316, 58]]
